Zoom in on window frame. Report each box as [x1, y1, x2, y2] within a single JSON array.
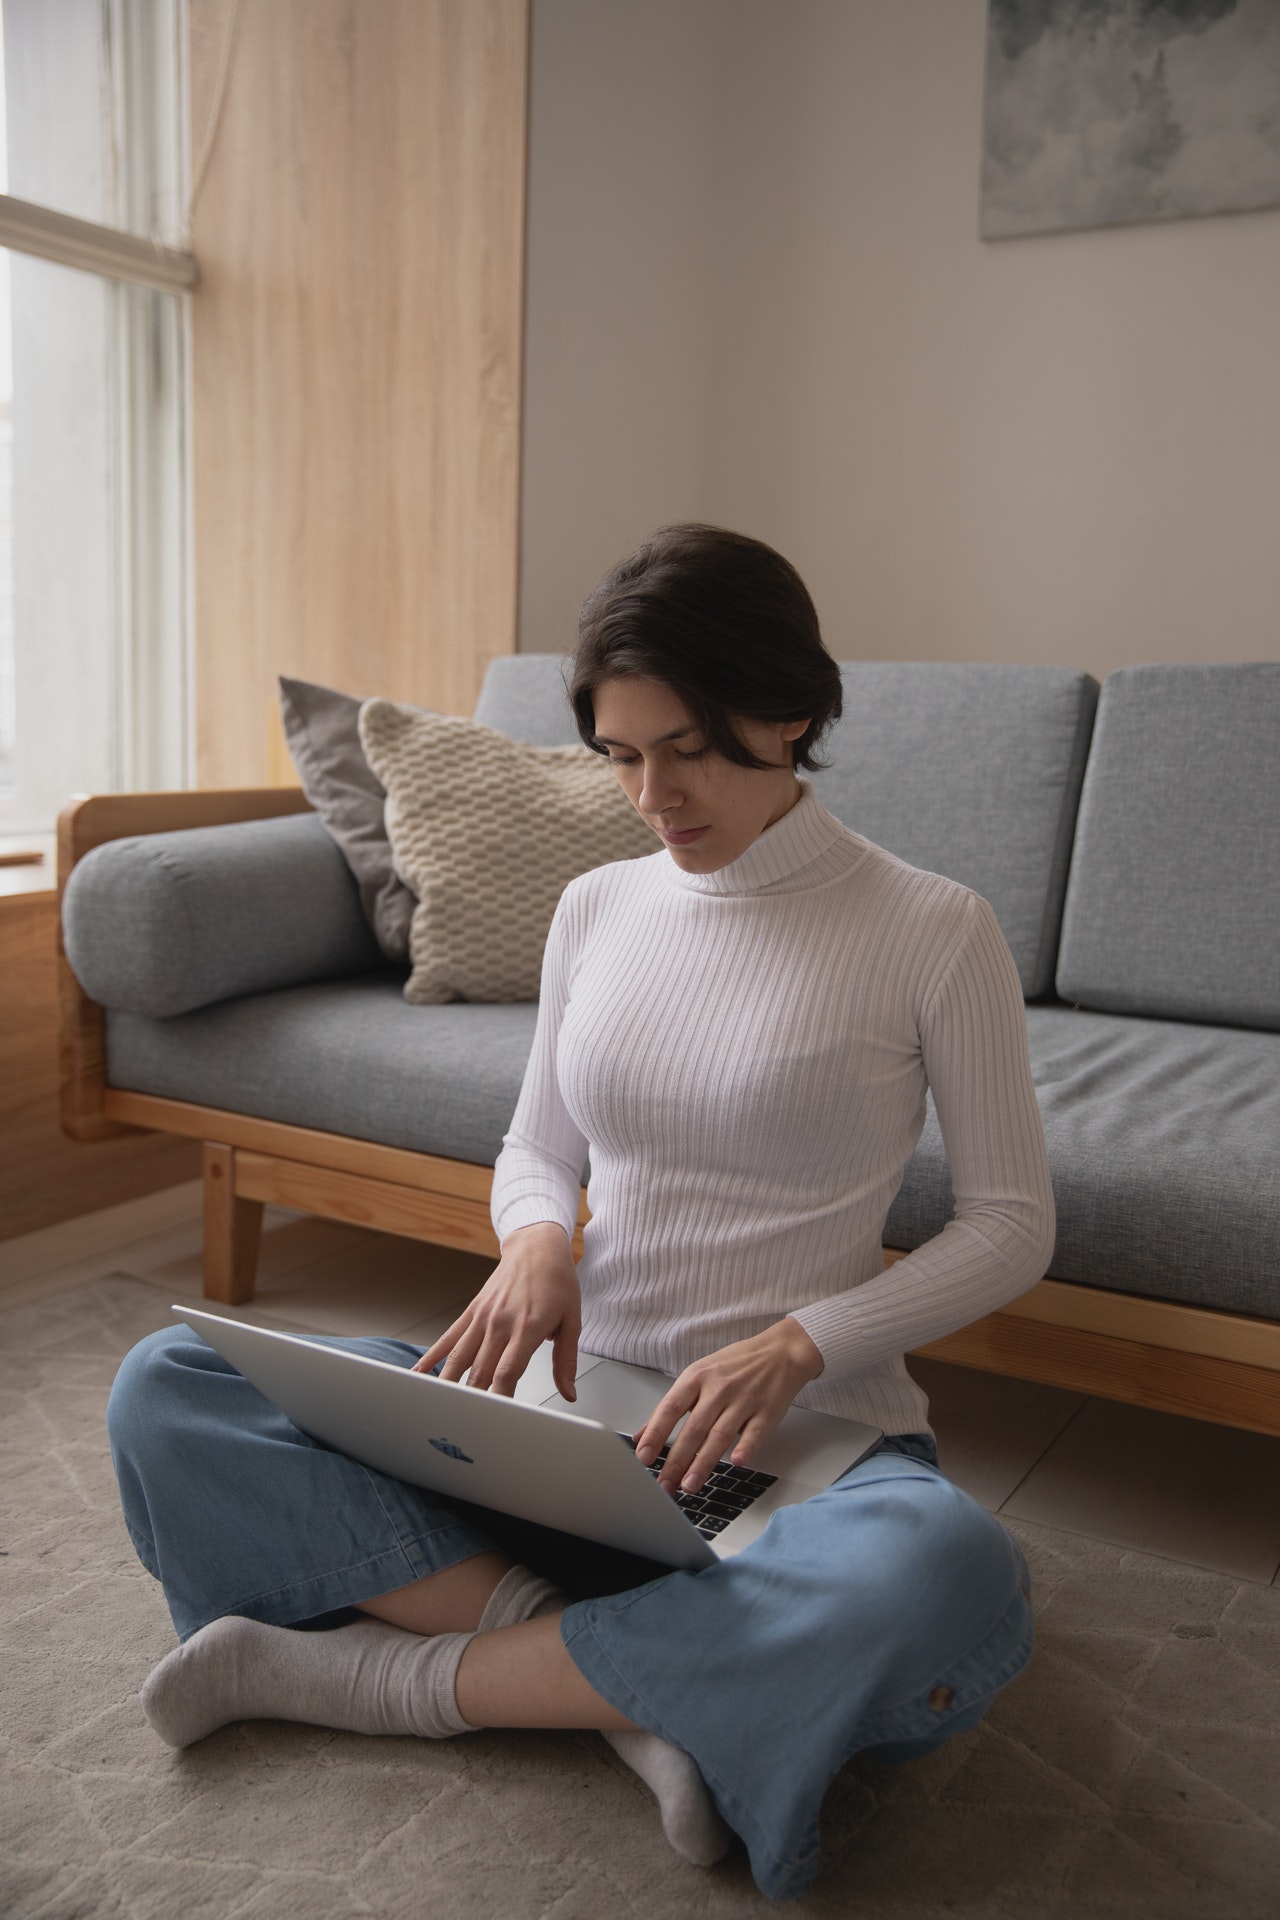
[[0, 0, 197, 836]]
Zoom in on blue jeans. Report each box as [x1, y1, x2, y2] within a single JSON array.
[[107, 1325, 1034, 1902]]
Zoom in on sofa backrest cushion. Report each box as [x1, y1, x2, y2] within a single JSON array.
[[475, 654, 1098, 1000], [63, 812, 384, 1018], [1056, 662, 1280, 1031], [473, 654, 580, 745], [809, 664, 1099, 1000]]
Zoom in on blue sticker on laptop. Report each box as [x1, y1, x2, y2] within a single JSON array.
[[428, 1437, 474, 1463]]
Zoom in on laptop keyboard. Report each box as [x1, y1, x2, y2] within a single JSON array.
[[618, 1434, 777, 1539]]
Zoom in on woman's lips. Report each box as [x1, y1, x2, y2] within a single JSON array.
[[659, 824, 710, 846]]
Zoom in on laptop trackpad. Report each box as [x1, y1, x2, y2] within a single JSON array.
[[540, 1358, 877, 1488], [539, 1359, 678, 1437]]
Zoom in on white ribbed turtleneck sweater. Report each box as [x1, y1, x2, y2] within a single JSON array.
[[490, 783, 1055, 1436]]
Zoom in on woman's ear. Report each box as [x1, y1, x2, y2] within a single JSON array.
[[773, 718, 810, 768]]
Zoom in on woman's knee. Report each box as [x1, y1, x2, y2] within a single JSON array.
[[836, 1474, 1032, 1740], [903, 1473, 1025, 1611], [889, 1484, 1031, 1716], [105, 1323, 219, 1456], [928, 1472, 1025, 1588], [105, 1326, 202, 1576], [829, 1463, 1027, 1648]]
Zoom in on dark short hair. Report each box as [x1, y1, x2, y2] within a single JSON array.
[[569, 524, 844, 772]]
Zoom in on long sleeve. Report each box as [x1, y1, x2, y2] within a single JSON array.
[[490, 886, 590, 1246], [789, 891, 1057, 1379]]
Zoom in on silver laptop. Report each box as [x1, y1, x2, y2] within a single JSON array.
[[174, 1306, 883, 1572]]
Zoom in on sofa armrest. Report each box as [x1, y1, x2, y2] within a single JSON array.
[[58, 786, 315, 870], [63, 813, 383, 1017], [57, 783, 372, 1136]]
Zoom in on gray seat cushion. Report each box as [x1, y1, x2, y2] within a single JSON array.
[[808, 664, 1097, 1000], [65, 813, 382, 1019], [110, 977, 1277, 1322], [1056, 663, 1280, 1032], [885, 1006, 1280, 1320], [107, 982, 542, 1168]]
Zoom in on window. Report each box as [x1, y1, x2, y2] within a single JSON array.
[[0, 0, 192, 833]]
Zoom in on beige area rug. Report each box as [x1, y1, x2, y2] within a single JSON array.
[[3, 1276, 1278, 1920]]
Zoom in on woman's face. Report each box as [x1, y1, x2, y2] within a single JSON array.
[[591, 676, 809, 874]]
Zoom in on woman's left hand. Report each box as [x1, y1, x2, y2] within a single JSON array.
[[633, 1317, 825, 1496]]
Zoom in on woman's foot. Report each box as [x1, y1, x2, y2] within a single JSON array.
[[142, 1564, 564, 1749], [140, 1613, 475, 1748], [603, 1728, 732, 1866]]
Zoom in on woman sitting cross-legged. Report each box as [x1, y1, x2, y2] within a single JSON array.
[[107, 524, 1052, 1902]]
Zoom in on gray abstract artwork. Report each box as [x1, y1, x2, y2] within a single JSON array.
[[981, 0, 1280, 238]]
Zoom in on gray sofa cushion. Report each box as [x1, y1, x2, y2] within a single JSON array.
[[809, 660, 1090, 998], [106, 983, 542, 1167], [476, 654, 1097, 1000], [809, 664, 1098, 1001], [278, 676, 416, 962], [64, 813, 382, 1018], [885, 1005, 1280, 1319], [473, 654, 580, 746], [1055, 663, 1280, 1032], [109, 975, 1278, 1322]]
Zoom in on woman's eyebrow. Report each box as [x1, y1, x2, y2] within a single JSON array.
[[594, 725, 699, 748]]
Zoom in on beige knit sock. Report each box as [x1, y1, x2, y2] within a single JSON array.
[[140, 1613, 474, 1748], [141, 1564, 565, 1750], [603, 1728, 733, 1867]]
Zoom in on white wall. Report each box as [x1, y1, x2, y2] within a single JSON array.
[[518, 0, 725, 654], [520, 0, 1280, 679]]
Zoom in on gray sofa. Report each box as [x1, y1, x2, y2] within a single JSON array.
[[59, 657, 1280, 1435]]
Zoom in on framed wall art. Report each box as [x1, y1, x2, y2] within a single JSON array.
[[981, 0, 1280, 238]]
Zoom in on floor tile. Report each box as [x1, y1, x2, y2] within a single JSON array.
[[239, 1234, 493, 1338], [0, 1181, 203, 1297], [1002, 1396, 1280, 1583], [135, 1210, 364, 1298], [91, 1221, 208, 1294], [907, 1358, 1087, 1511]]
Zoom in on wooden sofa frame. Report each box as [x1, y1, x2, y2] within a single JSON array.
[[58, 789, 1280, 1440]]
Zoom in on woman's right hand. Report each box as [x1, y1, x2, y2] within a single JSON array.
[[412, 1222, 582, 1401]]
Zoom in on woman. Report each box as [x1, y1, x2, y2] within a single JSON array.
[[108, 525, 1054, 1901]]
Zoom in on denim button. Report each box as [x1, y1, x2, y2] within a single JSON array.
[[928, 1685, 954, 1711]]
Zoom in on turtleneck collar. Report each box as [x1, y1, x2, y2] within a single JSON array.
[[660, 781, 853, 897]]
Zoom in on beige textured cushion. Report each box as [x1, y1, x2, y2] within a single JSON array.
[[358, 699, 656, 1004]]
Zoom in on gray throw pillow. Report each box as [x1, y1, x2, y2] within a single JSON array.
[[277, 676, 416, 962]]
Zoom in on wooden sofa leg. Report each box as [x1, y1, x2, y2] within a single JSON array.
[[203, 1142, 264, 1304]]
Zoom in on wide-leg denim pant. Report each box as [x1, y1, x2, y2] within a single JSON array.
[[107, 1324, 1034, 1901]]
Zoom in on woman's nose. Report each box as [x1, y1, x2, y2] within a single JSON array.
[[637, 760, 683, 814]]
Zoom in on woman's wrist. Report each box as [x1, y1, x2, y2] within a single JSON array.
[[777, 1315, 825, 1383], [500, 1220, 572, 1254]]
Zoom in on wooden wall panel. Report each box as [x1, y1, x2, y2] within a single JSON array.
[[188, 0, 528, 786], [0, 893, 200, 1241]]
